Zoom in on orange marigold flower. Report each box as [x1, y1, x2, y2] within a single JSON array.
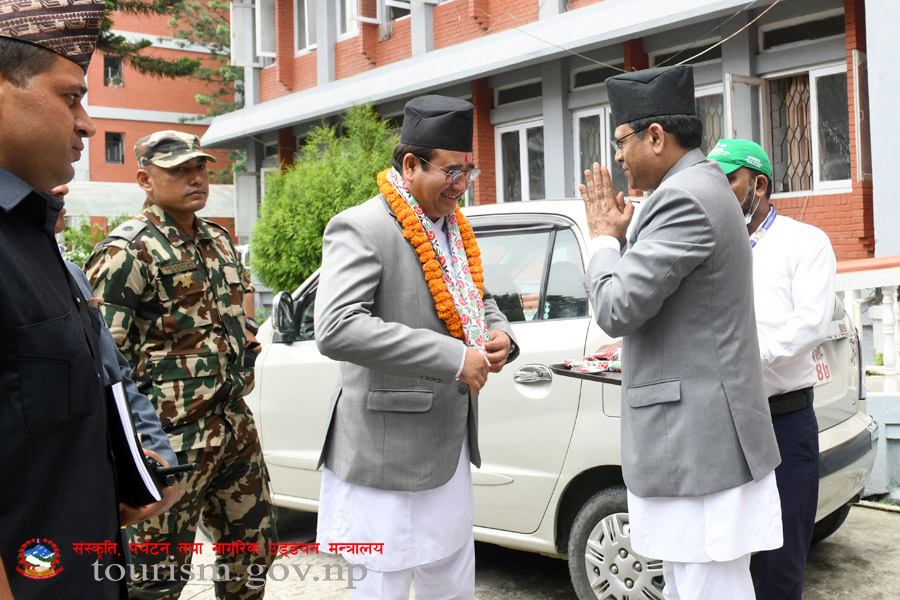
[[379, 167, 483, 339]]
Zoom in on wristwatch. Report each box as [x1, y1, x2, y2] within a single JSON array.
[[245, 317, 260, 335]]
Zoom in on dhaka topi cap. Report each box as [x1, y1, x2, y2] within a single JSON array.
[[135, 130, 217, 169], [400, 95, 474, 153], [707, 139, 773, 178], [0, 0, 106, 72], [606, 65, 696, 127]]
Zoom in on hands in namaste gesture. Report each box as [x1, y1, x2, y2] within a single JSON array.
[[579, 162, 634, 248]]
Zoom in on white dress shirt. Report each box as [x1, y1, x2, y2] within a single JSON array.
[[751, 211, 836, 396]]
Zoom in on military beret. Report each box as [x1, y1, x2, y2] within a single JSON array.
[[606, 65, 696, 127], [0, 0, 106, 72], [401, 95, 474, 153]]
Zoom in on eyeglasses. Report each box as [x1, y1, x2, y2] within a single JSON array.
[[418, 157, 481, 185], [610, 128, 647, 152]]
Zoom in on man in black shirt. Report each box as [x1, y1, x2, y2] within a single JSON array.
[[0, 2, 174, 597]]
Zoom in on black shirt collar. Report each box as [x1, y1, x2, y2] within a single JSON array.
[[0, 165, 63, 236]]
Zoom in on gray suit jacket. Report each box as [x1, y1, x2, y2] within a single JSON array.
[[315, 195, 517, 492], [66, 261, 177, 466], [586, 149, 780, 498]]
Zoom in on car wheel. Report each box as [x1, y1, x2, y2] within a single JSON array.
[[811, 503, 852, 545], [568, 485, 665, 600]]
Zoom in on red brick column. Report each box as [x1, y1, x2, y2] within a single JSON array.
[[90, 216, 108, 233], [623, 38, 648, 72], [471, 78, 495, 205], [275, 0, 294, 91], [277, 127, 295, 171], [621, 39, 648, 197], [844, 0, 874, 257], [468, 0, 490, 30]]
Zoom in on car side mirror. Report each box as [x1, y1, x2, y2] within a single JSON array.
[[271, 291, 296, 344]]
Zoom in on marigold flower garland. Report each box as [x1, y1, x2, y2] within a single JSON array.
[[378, 168, 484, 339]]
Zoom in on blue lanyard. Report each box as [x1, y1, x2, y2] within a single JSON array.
[[750, 205, 776, 249]]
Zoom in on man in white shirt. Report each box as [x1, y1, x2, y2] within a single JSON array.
[[708, 139, 836, 600]]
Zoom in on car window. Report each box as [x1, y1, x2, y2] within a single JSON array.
[[479, 230, 550, 322], [543, 228, 588, 319], [478, 225, 588, 322], [297, 224, 588, 335], [296, 289, 316, 341]]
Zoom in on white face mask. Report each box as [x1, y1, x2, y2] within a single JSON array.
[[743, 176, 761, 225]]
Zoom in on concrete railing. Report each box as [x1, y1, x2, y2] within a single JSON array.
[[836, 256, 900, 500], [837, 256, 900, 391]]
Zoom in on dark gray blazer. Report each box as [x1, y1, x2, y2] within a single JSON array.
[[67, 261, 177, 466], [585, 149, 780, 498], [315, 195, 517, 492]]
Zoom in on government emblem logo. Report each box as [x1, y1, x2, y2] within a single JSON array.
[[16, 538, 63, 579]]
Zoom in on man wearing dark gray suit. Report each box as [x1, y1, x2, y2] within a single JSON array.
[[580, 66, 783, 598], [314, 95, 518, 599]]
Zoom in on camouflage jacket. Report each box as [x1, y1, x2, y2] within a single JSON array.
[[85, 201, 256, 452]]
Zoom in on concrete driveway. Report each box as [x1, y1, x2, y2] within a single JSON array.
[[178, 503, 899, 599]]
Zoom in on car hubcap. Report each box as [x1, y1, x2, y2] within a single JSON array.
[[582, 512, 665, 599]]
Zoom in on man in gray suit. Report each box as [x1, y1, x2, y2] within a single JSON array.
[[314, 95, 518, 599], [580, 66, 783, 598]]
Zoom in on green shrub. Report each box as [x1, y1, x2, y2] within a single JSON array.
[[62, 213, 133, 268], [251, 104, 398, 292]]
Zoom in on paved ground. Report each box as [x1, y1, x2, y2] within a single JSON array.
[[176, 503, 900, 599]]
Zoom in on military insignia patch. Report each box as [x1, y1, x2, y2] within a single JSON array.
[[16, 538, 63, 580], [160, 260, 197, 275], [177, 273, 195, 289]]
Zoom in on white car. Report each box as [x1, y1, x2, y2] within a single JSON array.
[[248, 199, 878, 599]]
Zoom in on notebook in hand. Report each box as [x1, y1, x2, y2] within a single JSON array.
[[106, 381, 163, 507]]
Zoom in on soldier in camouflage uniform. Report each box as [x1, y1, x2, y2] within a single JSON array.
[[84, 131, 276, 600]]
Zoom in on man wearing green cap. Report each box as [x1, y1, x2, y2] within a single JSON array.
[[581, 65, 782, 598], [85, 131, 276, 599], [708, 139, 836, 600]]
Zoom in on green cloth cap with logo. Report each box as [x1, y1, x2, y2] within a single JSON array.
[[707, 139, 772, 178], [135, 130, 217, 169]]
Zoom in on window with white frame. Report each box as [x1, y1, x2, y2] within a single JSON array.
[[695, 86, 724, 155], [103, 55, 123, 87], [356, 0, 411, 24], [255, 0, 275, 57], [650, 38, 722, 68], [572, 106, 627, 197], [338, 0, 358, 37], [105, 132, 124, 164], [495, 80, 542, 107], [294, 0, 317, 51], [496, 120, 544, 203], [570, 62, 623, 91], [759, 9, 844, 52], [386, 0, 410, 20], [767, 63, 850, 193]]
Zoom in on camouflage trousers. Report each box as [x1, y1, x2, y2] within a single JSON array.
[[127, 420, 277, 600]]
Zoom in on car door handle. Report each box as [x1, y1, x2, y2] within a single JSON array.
[[514, 364, 552, 384]]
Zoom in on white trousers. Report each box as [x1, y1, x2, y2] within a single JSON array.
[[662, 554, 755, 600], [351, 534, 475, 600]]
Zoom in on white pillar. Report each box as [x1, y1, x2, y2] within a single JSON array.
[[893, 286, 900, 387], [882, 285, 898, 394]]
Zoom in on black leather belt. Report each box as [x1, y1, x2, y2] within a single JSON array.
[[768, 387, 813, 416]]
